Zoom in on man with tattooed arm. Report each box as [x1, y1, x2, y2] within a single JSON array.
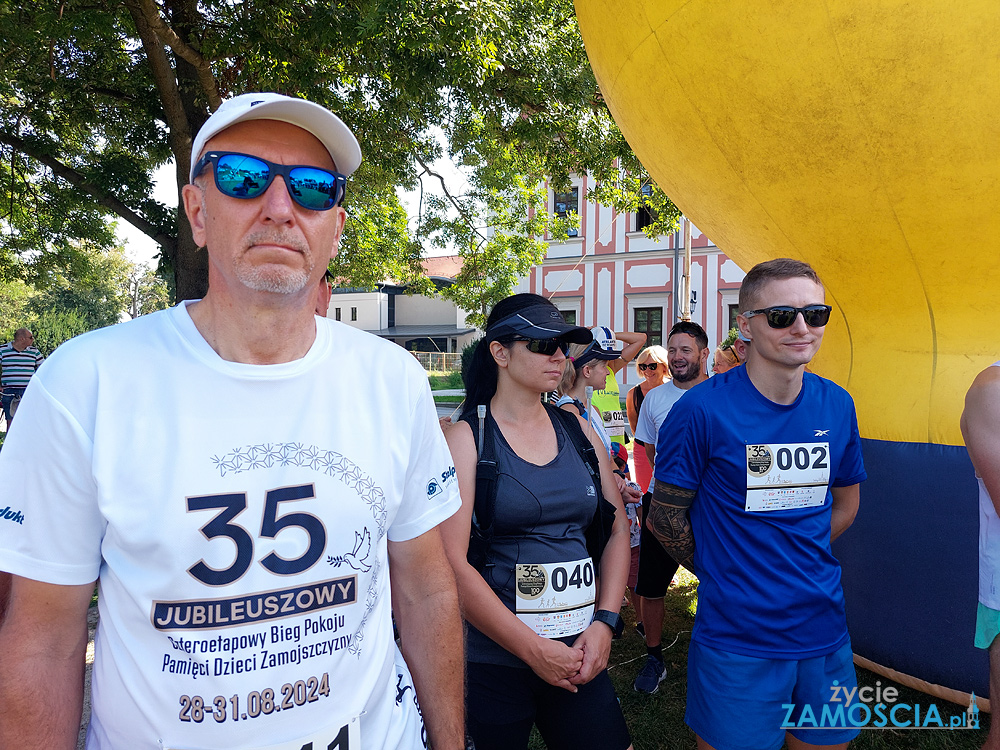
[[646, 258, 866, 750]]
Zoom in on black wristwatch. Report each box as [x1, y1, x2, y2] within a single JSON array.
[[592, 609, 624, 639]]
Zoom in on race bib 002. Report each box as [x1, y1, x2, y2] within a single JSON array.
[[515, 558, 595, 638], [745, 442, 830, 512]]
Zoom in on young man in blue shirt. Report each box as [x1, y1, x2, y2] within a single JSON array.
[[647, 258, 866, 750]]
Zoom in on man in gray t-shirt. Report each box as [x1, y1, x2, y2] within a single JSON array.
[[635, 380, 686, 492], [631, 321, 709, 694]]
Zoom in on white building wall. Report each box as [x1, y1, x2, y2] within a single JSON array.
[[395, 293, 459, 326], [328, 291, 384, 330], [526, 179, 747, 395]]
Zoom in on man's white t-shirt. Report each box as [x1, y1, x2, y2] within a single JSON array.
[[0, 302, 460, 750], [980, 361, 1000, 611], [634, 381, 688, 493]]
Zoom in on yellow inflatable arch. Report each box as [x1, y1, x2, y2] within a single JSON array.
[[576, 0, 1000, 704]]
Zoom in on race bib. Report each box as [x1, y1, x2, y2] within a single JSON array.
[[745, 442, 830, 512], [515, 558, 596, 638], [167, 716, 359, 750]]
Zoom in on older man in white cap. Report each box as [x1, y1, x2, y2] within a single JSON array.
[[0, 93, 465, 750]]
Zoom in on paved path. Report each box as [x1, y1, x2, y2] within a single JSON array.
[[436, 402, 463, 421], [78, 606, 98, 749]]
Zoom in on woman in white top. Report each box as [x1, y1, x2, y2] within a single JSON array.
[[555, 339, 622, 455]]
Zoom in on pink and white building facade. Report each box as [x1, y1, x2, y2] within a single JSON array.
[[516, 174, 747, 390]]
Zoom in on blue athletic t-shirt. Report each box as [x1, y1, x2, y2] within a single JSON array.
[[655, 365, 866, 659]]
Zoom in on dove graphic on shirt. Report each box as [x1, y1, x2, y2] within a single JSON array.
[[327, 528, 373, 572]]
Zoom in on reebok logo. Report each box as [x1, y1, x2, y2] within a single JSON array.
[[814, 429, 830, 437], [0, 506, 25, 525]]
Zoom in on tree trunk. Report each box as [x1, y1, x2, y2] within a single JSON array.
[[169, 0, 210, 301], [172, 189, 207, 301]]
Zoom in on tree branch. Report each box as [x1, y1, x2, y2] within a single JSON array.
[[130, 0, 221, 110], [123, 0, 195, 185], [79, 86, 142, 105], [413, 155, 486, 243], [0, 130, 177, 256]]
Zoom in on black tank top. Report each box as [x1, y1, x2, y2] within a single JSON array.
[[631, 385, 647, 446], [466, 409, 597, 667]]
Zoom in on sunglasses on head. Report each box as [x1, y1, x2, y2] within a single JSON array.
[[510, 337, 569, 356], [193, 151, 347, 211], [638, 362, 659, 371], [743, 304, 832, 329]]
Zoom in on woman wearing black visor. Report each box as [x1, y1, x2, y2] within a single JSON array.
[[441, 293, 633, 750]]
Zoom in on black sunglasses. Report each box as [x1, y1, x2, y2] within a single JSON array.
[[511, 337, 569, 356], [638, 362, 660, 371], [743, 305, 832, 329], [193, 151, 347, 210]]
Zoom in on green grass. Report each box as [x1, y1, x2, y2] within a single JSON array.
[[428, 371, 463, 390], [527, 570, 990, 749]]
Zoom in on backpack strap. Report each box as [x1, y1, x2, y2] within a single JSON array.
[[547, 404, 617, 566], [548, 404, 602, 486], [461, 407, 498, 571]]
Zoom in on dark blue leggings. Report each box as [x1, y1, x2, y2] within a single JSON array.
[[466, 661, 631, 750]]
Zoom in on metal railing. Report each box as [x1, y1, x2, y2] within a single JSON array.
[[410, 352, 461, 372]]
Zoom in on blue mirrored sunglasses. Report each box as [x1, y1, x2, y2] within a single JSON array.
[[193, 151, 347, 210]]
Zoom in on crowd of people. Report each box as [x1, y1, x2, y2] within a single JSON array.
[[0, 90, 989, 750]]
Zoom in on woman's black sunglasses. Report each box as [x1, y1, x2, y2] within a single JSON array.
[[638, 362, 660, 371], [743, 305, 832, 329], [511, 337, 569, 356], [193, 151, 347, 210]]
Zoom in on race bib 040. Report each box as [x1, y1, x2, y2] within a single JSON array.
[[745, 442, 830, 512], [515, 558, 595, 638]]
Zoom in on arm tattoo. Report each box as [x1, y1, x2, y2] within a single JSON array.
[[647, 479, 697, 574]]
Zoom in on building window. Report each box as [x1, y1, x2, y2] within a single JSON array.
[[553, 187, 579, 237], [635, 182, 654, 233], [351, 307, 357, 322], [560, 310, 577, 325], [335, 307, 341, 321], [634, 307, 663, 347], [728, 304, 740, 331]]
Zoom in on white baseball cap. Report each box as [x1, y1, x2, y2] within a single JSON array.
[[189, 93, 363, 182], [574, 325, 623, 367], [590, 326, 623, 353]]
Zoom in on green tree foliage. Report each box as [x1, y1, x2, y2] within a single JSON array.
[[126, 265, 172, 319], [0, 0, 678, 319], [0, 279, 33, 343], [0, 243, 134, 355], [28, 307, 91, 357]]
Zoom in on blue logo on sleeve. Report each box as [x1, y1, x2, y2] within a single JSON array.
[[0, 506, 24, 525]]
